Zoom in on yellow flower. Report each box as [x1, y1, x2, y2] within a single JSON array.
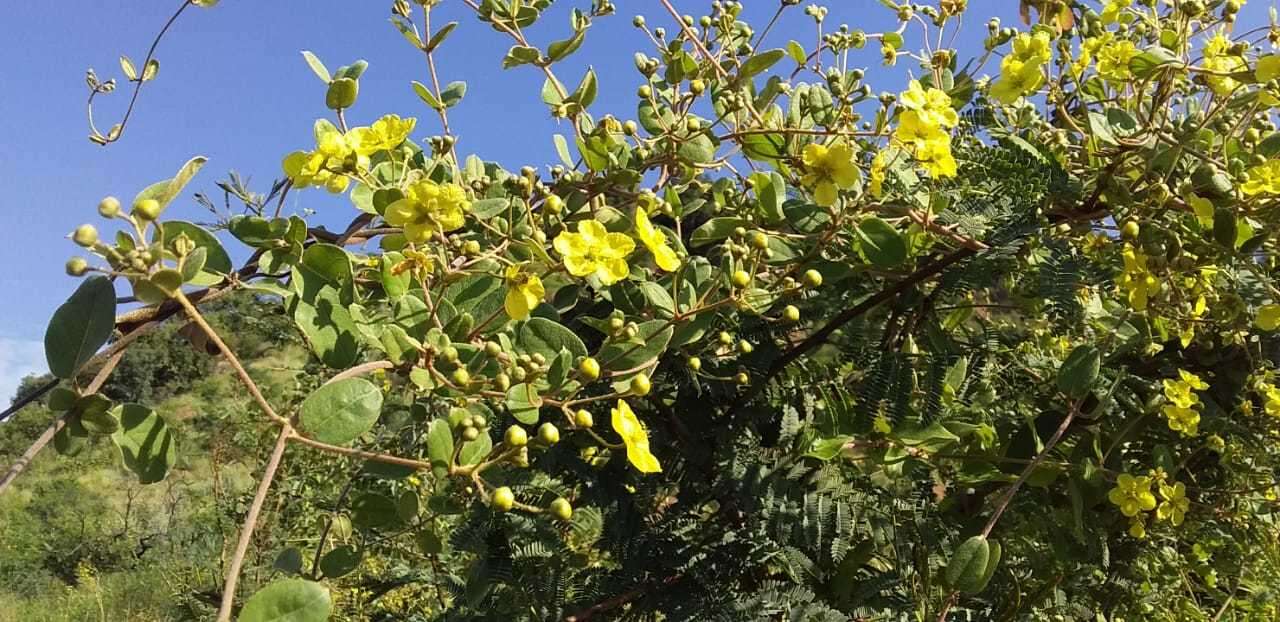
[[801, 141, 861, 207], [1108, 473, 1157, 517], [503, 264, 545, 321], [991, 31, 1051, 103], [1203, 32, 1246, 96], [869, 150, 889, 198], [1098, 39, 1139, 82], [1161, 370, 1207, 436], [1242, 159, 1280, 195], [916, 134, 958, 178], [553, 220, 635, 285], [1156, 481, 1189, 526], [634, 208, 680, 272], [1118, 243, 1160, 311], [899, 80, 959, 128], [1257, 54, 1280, 82], [1100, 0, 1133, 25], [384, 180, 469, 244], [348, 114, 417, 155], [1162, 405, 1201, 436], [1263, 384, 1280, 418], [611, 399, 661, 473], [1073, 33, 1114, 76], [1128, 517, 1147, 538], [1257, 304, 1280, 331]]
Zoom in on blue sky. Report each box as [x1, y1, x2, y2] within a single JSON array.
[[0, 1, 1272, 401]]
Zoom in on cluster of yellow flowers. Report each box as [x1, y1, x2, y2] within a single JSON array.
[[1259, 382, 1280, 418], [1108, 472, 1189, 538], [991, 31, 1051, 104], [1162, 369, 1210, 437], [282, 114, 417, 193], [383, 179, 469, 244], [1242, 158, 1280, 195], [800, 141, 861, 207], [1097, 38, 1139, 83], [553, 220, 635, 286], [1118, 243, 1160, 311], [1203, 32, 1247, 97], [894, 80, 958, 179]]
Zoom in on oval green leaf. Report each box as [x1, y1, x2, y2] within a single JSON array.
[[299, 378, 383, 446]]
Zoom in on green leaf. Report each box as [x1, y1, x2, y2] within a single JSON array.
[[159, 221, 232, 274], [411, 80, 442, 110], [1057, 345, 1100, 398], [351, 493, 399, 528], [379, 252, 411, 299], [506, 384, 542, 425], [425, 21, 458, 53], [690, 217, 750, 247], [426, 418, 454, 473], [110, 404, 176, 484], [458, 429, 492, 466], [569, 68, 597, 108], [299, 378, 383, 446], [239, 579, 332, 622], [289, 286, 360, 369], [503, 45, 542, 69], [1129, 45, 1183, 79], [300, 50, 331, 82], [517, 317, 588, 360], [471, 198, 509, 219], [944, 535, 991, 594], [740, 49, 785, 77], [319, 545, 361, 579], [786, 40, 806, 64], [856, 217, 907, 268], [120, 55, 138, 81], [326, 78, 359, 110], [597, 320, 672, 372], [301, 244, 354, 289], [805, 435, 852, 461], [132, 155, 208, 213], [274, 548, 304, 575], [76, 394, 118, 435], [553, 134, 574, 168], [44, 276, 116, 379], [750, 172, 786, 223], [547, 28, 587, 62], [440, 81, 467, 108]]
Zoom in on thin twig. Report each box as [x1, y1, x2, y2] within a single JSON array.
[[216, 427, 291, 621]]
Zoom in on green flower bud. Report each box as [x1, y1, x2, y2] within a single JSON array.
[[578, 357, 601, 381], [65, 257, 90, 277], [574, 409, 594, 428], [72, 224, 99, 248], [537, 422, 560, 445], [133, 198, 162, 221], [505, 425, 529, 447], [630, 373, 652, 396], [549, 497, 573, 521], [491, 486, 515, 512], [97, 196, 122, 218]]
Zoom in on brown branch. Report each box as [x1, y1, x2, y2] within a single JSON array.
[[216, 426, 291, 621]]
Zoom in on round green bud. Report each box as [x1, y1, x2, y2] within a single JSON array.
[[441, 346, 460, 363], [783, 305, 801, 322], [749, 231, 769, 250], [578, 357, 601, 381], [630, 373, 652, 396], [531, 352, 547, 367], [608, 316, 626, 332], [718, 331, 733, 345], [133, 198, 162, 221], [537, 422, 560, 445], [72, 224, 99, 248], [623, 324, 639, 339], [632, 15, 645, 27], [545, 194, 565, 214], [97, 196, 121, 218], [505, 425, 529, 447], [638, 84, 653, 99], [685, 118, 702, 132], [689, 79, 706, 95], [731, 270, 751, 288], [623, 120, 638, 136], [686, 356, 702, 372], [494, 372, 512, 391], [738, 340, 754, 354], [802, 269, 823, 288], [463, 240, 481, 255], [450, 368, 471, 386], [574, 409, 594, 428], [1121, 221, 1140, 240], [491, 486, 515, 512], [65, 257, 89, 277], [472, 415, 488, 428], [735, 372, 751, 385], [485, 341, 503, 357], [549, 497, 573, 521], [462, 426, 480, 441]]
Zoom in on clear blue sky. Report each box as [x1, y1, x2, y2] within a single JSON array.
[[0, 1, 1271, 400]]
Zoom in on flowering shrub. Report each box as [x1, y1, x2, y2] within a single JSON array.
[[10, 0, 1280, 619]]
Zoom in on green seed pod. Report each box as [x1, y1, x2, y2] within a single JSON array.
[[326, 77, 359, 110]]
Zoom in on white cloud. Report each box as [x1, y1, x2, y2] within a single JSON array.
[[0, 337, 46, 405]]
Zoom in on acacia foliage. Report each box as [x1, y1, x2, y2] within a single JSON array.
[[18, 0, 1280, 619]]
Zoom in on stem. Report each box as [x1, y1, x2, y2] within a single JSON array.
[[216, 427, 291, 622], [174, 290, 289, 427]]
